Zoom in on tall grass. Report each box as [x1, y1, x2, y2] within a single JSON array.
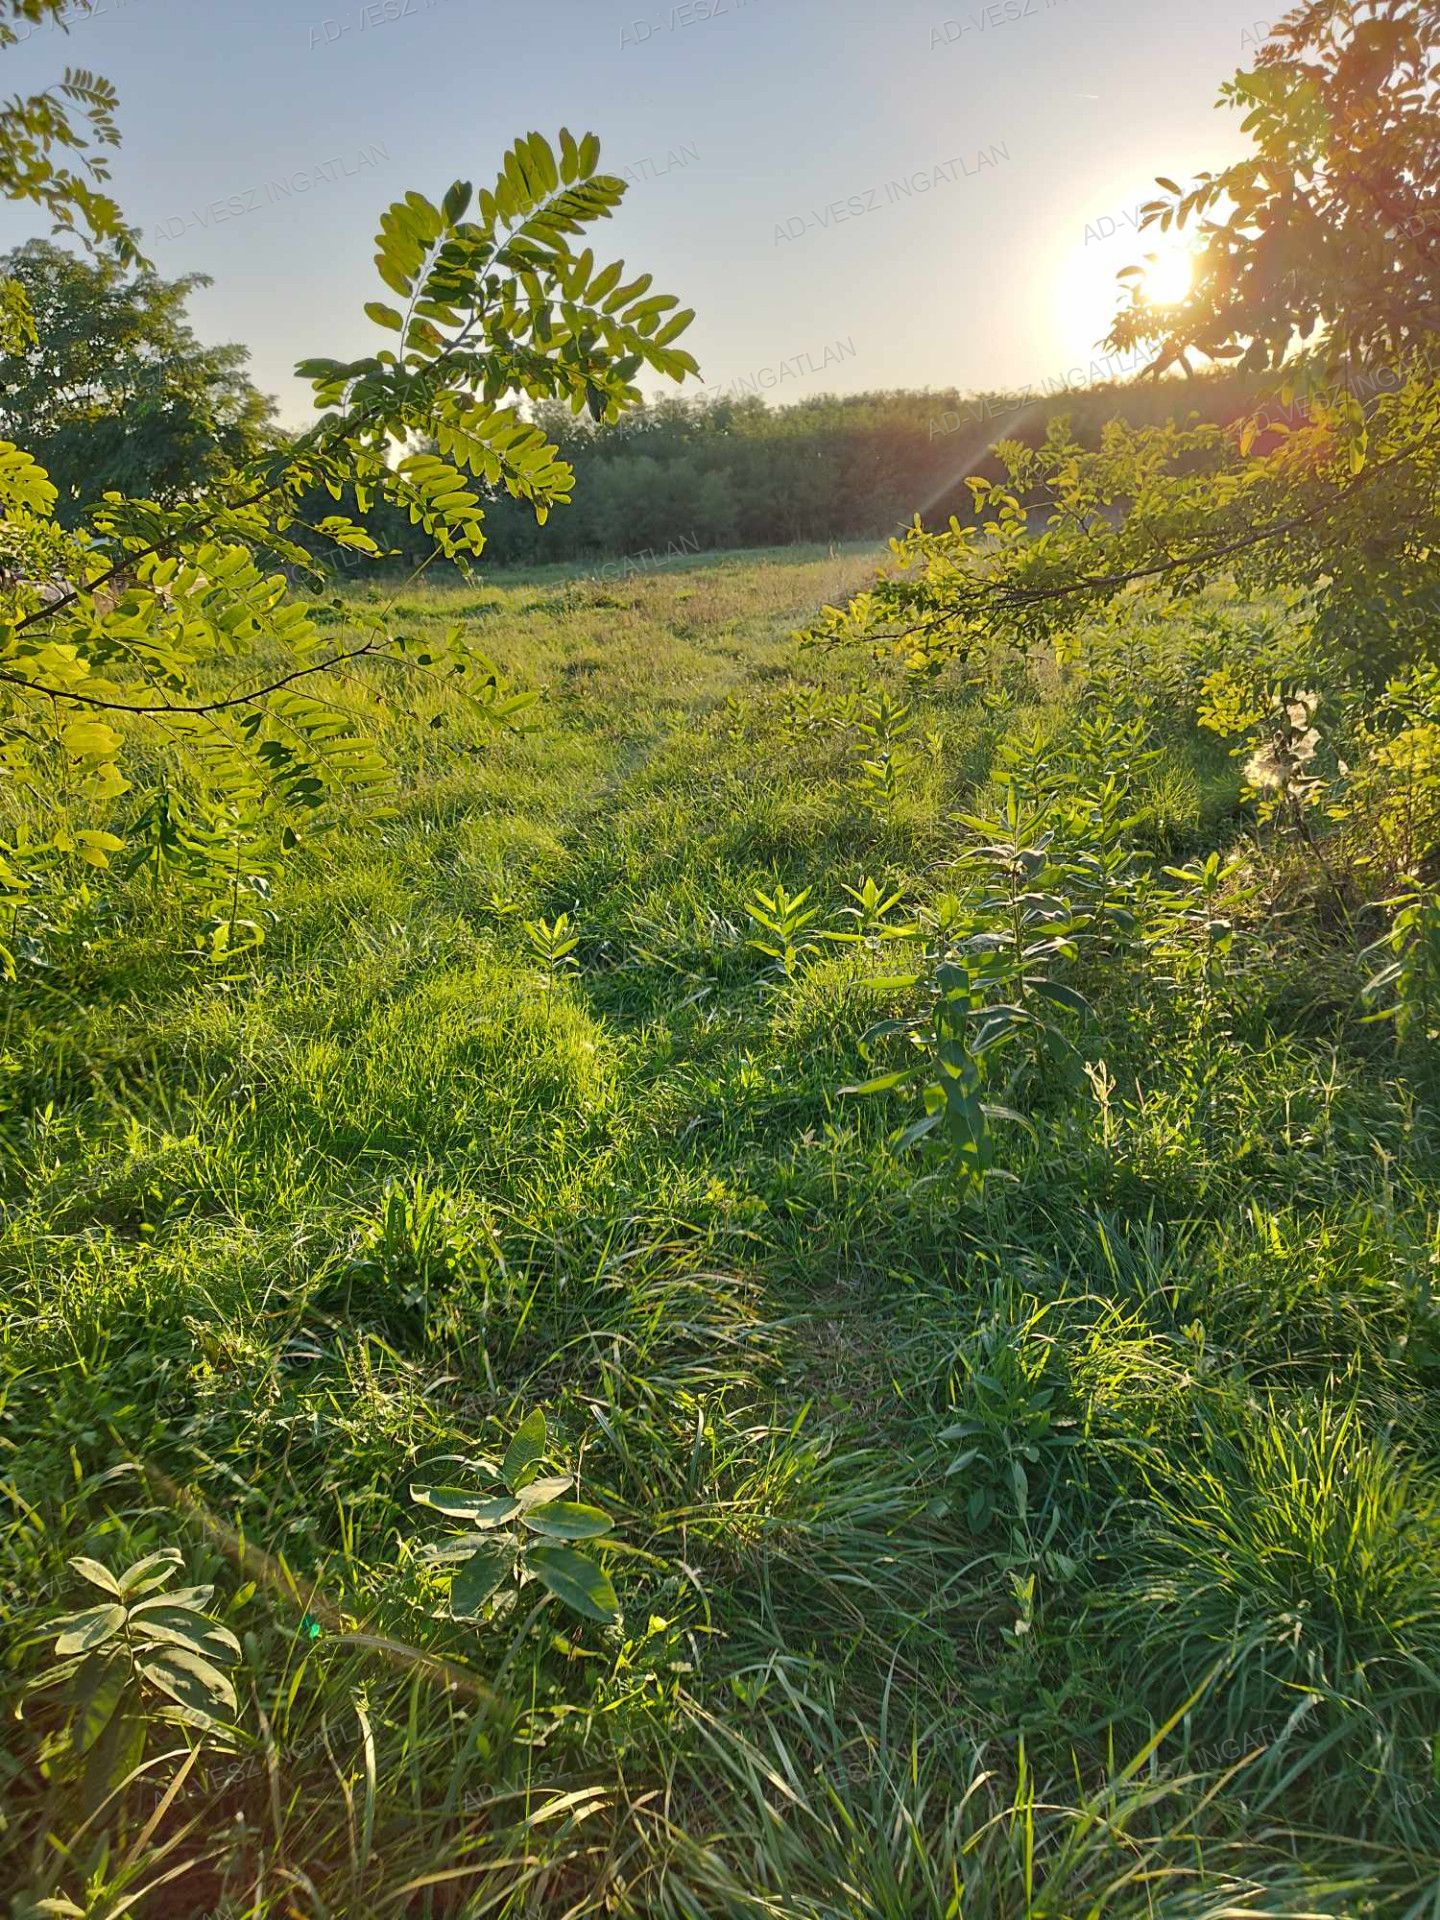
[[2, 547, 1437, 1914]]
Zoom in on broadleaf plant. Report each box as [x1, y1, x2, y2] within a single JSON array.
[[36, 1550, 240, 1809], [844, 791, 1093, 1191], [412, 1410, 619, 1627]]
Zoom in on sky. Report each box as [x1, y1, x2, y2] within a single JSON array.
[[1, 0, 1276, 425]]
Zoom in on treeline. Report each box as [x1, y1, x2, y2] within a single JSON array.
[[320, 370, 1271, 576]]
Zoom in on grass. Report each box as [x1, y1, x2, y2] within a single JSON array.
[[2, 542, 1439, 1916]]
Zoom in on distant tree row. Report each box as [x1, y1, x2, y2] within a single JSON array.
[[329, 373, 1280, 575]]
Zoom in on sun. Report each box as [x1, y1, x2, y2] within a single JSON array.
[[1138, 245, 1195, 308], [1054, 215, 1199, 372]]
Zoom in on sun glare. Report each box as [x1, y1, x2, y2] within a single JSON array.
[[1139, 245, 1195, 308], [1054, 211, 1198, 373]]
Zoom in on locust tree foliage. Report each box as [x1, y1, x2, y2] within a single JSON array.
[[0, 6, 697, 966]]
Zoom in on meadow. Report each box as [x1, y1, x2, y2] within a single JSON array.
[[4, 543, 1440, 1916]]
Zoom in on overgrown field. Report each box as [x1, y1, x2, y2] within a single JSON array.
[[4, 546, 1440, 1916]]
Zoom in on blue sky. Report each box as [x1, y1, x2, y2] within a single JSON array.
[[2, 0, 1274, 423]]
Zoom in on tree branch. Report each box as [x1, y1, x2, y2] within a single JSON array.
[[0, 634, 387, 715], [856, 436, 1429, 648]]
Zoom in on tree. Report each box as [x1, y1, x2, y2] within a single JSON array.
[[0, 239, 277, 519], [814, 0, 1440, 686], [1113, 0, 1440, 377], [0, 0, 698, 971]]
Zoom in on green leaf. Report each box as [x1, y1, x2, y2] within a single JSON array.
[[527, 1544, 619, 1623], [1026, 979, 1093, 1018], [502, 1409, 548, 1492], [450, 1542, 514, 1617], [61, 719, 121, 761], [130, 1605, 241, 1666], [68, 1557, 123, 1598], [130, 1585, 213, 1613], [894, 1111, 944, 1152], [425, 1530, 502, 1563], [364, 301, 404, 332], [411, 1487, 521, 1527], [84, 1699, 146, 1812], [55, 1604, 126, 1656], [71, 1653, 130, 1757], [521, 1501, 612, 1540], [841, 1070, 910, 1096], [441, 179, 473, 225], [137, 1647, 238, 1720], [116, 1550, 183, 1598], [513, 1473, 573, 1508]]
